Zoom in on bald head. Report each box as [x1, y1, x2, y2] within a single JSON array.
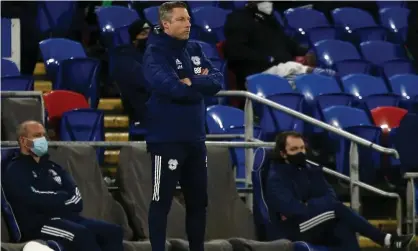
[[17, 121, 46, 153], [17, 121, 44, 139]]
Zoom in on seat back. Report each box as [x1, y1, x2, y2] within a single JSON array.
[[96, 6, 139, 31], [1, 76, 34, 91], [360, 41, 407, 65], [342, 74, 389, 97], [323, 105, 372, 128], [48, 146, 134, 240], [284, 8, 330, 30], [376, 1, 406, 9], [332, 7, 377, 29], [43, 91, 90, 134], [55, 58, 101, 108], [117, 145, 186, 239], [295, 74, 342, 98], [1, 59, 19, 77], [188, 1, 218, 9], [191, 6, 228, 43], [314, 39, 362, 66], [37, 1, 77, 36], [206, 105, 245, 134], [60, 109, 104, 141], [371, 106, 407, 132], [389, 74, 418, 98], [143, 6, 159, 26], [379, 7, 410, 31]]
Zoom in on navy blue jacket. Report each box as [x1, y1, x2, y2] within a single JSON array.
[[265, 162, 337, 239], [2, 154, 83, 239], [142, 29, 223, 143]]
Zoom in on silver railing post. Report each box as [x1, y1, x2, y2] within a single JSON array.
[[244, 98, 254, 209], [405, 176, 416, 236], [349, 142, 361, 214]]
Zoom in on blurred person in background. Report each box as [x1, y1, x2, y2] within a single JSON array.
[[265, 131, 414, 251], [224, 1, 336, 90]]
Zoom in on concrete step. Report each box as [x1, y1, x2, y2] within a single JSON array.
[[105, 132, 129, 141], [104, 150, 120, 164], [98, 98, 123, 111], [34, 62, 46, 76], [360, 235, 417, 248], [104, 115, 129, 129], [34, 80, 52, 92]]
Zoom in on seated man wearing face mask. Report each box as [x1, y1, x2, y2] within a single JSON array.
[[112, 20, 152, 135], [224, 1, 336, 89], [2, 121, 124, 251], [265, 131, 414, 251]]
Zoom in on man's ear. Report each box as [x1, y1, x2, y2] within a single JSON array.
[[280, 150, 286, 159], [162, 20, 170, 30]]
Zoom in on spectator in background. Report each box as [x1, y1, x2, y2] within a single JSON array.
[[224, 1, 335, 90], [112, 19, 151, 135], [2, 121, 124, 251], [265, 131, 414, 250], [142, 2, 222, 251]]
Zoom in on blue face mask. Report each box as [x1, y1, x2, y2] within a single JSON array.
[[30, 137, 48, 157]]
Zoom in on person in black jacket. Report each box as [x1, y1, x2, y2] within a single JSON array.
[[406, 2, 418, 70], [265, 131, 414, 250], [224, 1, 335, 90], [2, 121, 124, 251]]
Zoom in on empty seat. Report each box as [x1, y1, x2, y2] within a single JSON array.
[[331, 7, 388, 42], [206, 105, 262, 187], [1, 59, 19, 77], [55, 58, 101, 108], [96, 6, 139, 32], [371, 106, 407, 133], [284, 8, 336, 45], [342, 74, 400, 110], [376, 1, 406, 9], [323, 106, 382, 183], [187, 1, 218, 9], [43, 90, 90, 138], [1, 76, 34, 91], [39, 38, 87, 81], [143, 6, 159, 26], [37, 1, 76, 37], [247, 74, 305, 139], [191, 7, 228, 43], [379, 7, 410, 42], [389, 74, 418, 111], [360, 41, 416, 77], [314, 40, 370, 76]]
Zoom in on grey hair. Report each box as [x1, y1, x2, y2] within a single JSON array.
[[158, 1, 187, 27]]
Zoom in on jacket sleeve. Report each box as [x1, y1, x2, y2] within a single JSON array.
[[307, 167, 337, 211], [3, 162, 70, 214], [142, 46, 203, 102], [223, 12, 272, 67], [265, 169, 309, 219], [54, 164, 83, 213], [190, 47, 223, 96]]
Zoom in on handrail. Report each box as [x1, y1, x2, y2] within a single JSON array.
[[307, 160, 402, 234], [216, 90, 399, 158]]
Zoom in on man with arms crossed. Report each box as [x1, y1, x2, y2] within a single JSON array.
[[142, 2, 223, 251]]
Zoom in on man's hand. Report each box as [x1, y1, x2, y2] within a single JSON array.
[[180, 78, 192, 86], [305, 52, 317, 67], [201, 68, 209, 75]]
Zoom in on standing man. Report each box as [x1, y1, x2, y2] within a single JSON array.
[[142, 2, 223, 251]]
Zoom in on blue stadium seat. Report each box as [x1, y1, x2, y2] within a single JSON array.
[[55, 58, 101, 108], [376, 1, 406, 9], [1, 58, 20, 77], [247, 74, 305, 140], [60, 108, 105, 164], [187, 1, 218, 9], [294, 74, 354, 131], [206, 105, 262, 187], [251, 148, 329, 251], [191, 6, 228, 44], [322, 106, 382, 183], [96, 6, 140, 48], [284, 8, 337, 45], [314, 40, 371, 76], [143, 6, 159, 26], [1, 76, 34, 91], [341, 74, 401, 110], [379, 7, 410, 42], [360, 41, 416, 78], [389, 74, 418, 111], [39, 38, 87, 81], [331, 7, 388, 43], [37, 1, 77, 37]]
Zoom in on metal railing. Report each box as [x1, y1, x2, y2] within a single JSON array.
[[404, 173, 418, 236]]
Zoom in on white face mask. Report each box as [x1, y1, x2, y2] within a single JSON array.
[[257, 2, 273, 15]]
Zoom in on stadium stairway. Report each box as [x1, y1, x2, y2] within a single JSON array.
[[33, 63, 415, 250]]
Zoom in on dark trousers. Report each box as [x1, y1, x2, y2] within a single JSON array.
[[293, 202, 386, 251], [148, 142, 207, 251], [29, 215, 124, 251]]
